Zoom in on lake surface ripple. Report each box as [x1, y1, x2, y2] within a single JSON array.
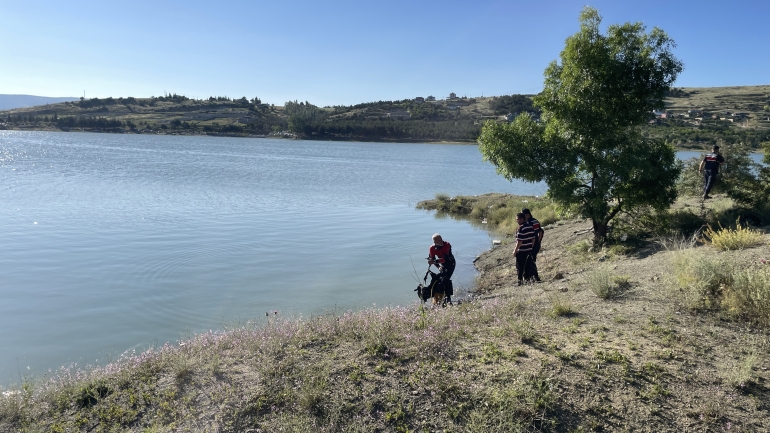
[[0, 131, 546, 381]]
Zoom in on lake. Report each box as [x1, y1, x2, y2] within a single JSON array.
[[0, 131, 546, 383], [1, 132, 762, 384]]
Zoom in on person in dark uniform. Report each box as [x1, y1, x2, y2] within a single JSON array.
[[522, 208, 543, 282], [698, 145, 726, 199], [428, 233, 455, 303]]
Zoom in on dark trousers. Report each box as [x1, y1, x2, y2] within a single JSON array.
[[531, 242, 541, 280], [438, 262, 455, 297], [515, 251, 536, 282], [703, 170, 718, 196]]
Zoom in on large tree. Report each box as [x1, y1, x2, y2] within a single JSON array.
[[479, 7, 683, 245]]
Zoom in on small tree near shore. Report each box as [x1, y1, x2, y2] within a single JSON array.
[[479, 7, 683, 246]]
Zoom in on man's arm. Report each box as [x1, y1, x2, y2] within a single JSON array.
[[699, 158, 705, 173], [513, 239, 522, 255]]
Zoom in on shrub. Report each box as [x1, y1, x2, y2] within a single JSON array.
[[673, 251, 732, 308], [673, 251, 770, 325], [549, 296, 576, 317], [567, 239, 591, 254], [676, 156, 706, 196], [723, 267, 770, 325], [705, 222, 765, 251], [587, 269, 630, 299]]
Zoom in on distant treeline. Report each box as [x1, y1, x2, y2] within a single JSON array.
[[4, 91, 769, 146], [645, 120, 770, 148], [75, 94, 267, 110], [488, 95, 538, 115], [281, 100, 481, 140]]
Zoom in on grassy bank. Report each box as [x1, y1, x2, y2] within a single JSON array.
[[2, 197, 770, 432]]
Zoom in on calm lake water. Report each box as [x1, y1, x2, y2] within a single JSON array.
[[1, 133, 762, 384], [1, 131, 547, 383]]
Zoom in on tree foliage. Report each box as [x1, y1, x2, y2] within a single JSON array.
[[726, 142, 770, 221], [478, 7, 684, 245], [488, 95, 537, 115]]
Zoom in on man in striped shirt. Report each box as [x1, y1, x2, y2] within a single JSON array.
[[522, 208, 543, 282], [513, 213, 536, 285]]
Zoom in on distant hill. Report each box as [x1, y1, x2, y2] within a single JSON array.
[[0, 94, 78, 110], [0, 86, 768, 147]]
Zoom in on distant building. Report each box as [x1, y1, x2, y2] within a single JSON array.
[[685, 109, 702, 118], [426, 96, 436, 102], [414, 97, 425, 104], [387, 110, 411, 119], [448, 92, 457, 100]]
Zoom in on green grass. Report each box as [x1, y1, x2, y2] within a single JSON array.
[[417, 193, 569, 236], [586, 269, 631, 300]]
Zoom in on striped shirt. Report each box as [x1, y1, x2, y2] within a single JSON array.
[[515, 223, 536, 252]]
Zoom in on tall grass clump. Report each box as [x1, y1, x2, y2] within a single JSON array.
[[673, 250, 733, 311], [673, 251, 770, 325], [705, 222, 765, 251], [587, 269, 630, 300], [723, 266, 770, 325]]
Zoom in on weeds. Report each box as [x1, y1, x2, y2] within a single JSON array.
[[705, 221, 765, 251], [673, 250, 770, 324], [720, 354, 758, 388], [587, 269, 631, 299], [549, 295, 576, 317]]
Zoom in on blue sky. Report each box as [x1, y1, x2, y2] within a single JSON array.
[[1, 0, 768, 106]]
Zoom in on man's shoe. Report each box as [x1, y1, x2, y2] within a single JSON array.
[[703, 194, 712, 200]]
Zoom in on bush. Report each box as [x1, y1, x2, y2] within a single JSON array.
[[587, 269, 630, 299], [673, 251, 770, 325], [705, 222, 765, 251], [566, 239, 591, 255], [724, 267, 770, 325], [676, 156, 705, 196], [673, 251, 734, 311], [676, 146, 763, 199]]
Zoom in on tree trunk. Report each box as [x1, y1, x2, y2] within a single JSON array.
[[592, 219, 607, 248]]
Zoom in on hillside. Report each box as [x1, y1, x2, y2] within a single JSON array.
[[0, 94, 78, 110], [0, 86, 768, 146]]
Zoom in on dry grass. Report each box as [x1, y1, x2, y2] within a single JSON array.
[[586, 269, 631, 300], [673, 249, 770, 325], [705, 222, 766, 251], [3, 218, 770, 432]]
